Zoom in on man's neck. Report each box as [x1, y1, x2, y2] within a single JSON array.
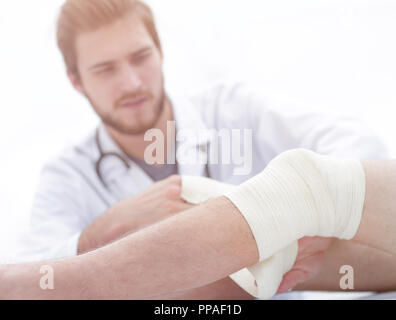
[[106, 98, 174, 163]]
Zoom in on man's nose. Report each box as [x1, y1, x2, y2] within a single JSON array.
[[118, 63, 143, 92]]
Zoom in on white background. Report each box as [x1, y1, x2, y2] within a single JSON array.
[[0, 0, 395, 260]]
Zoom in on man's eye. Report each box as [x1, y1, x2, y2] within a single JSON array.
[[95, 67, 113, 75], [134, 53, 150, 64]]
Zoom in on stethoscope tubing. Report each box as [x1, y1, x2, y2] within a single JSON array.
[[95, 128, 211, 190]]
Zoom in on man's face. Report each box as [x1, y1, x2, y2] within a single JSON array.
[[74, 13, 165, 135]]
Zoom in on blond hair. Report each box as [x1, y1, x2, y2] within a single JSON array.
[[57, 0, 162, 75]]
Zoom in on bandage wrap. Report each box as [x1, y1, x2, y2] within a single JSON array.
[[181, 149, 366, 299], [224, 149, 366, 261], [181, 175, 298, 299]]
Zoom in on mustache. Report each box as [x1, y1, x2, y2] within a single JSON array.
[[115, 91, 153, 108]]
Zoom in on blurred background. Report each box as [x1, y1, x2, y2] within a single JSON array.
[[0, 0, 395, 260]]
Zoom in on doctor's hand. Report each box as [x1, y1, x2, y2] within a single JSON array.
[[275, 236, 334, 294], [78, 175, 194, 254]]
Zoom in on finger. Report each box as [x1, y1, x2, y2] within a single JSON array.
[[277, 269, 307, 294], [167, 175, 182, 186], [165, 185, 183, 199], [174, 203, 195, 212]]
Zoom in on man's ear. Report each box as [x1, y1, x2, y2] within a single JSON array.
[[67, 69, 85, 95]]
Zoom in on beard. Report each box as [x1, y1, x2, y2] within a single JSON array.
[[87, 86, 166, 136]]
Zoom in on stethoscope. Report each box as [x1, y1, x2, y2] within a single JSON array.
[[95, 128, 131, 189], [95, 128, 211, 190]]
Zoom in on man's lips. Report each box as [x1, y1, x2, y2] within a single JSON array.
[[119, 96, 149, 108]]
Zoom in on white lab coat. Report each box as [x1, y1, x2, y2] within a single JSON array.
[[14, 82, 388, 263]]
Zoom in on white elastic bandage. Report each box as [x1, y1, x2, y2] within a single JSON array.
[[180, 175, 298, 299], [224, 149, 366, 262]]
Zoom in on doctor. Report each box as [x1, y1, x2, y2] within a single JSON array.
[[16, 0, 387, 297]]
